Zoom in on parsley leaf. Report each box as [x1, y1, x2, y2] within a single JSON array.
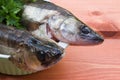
[[0, 0, 37, 29]]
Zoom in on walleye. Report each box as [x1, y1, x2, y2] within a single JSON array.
[[0, 24, 64, 72], [22, 1, 104, 45]]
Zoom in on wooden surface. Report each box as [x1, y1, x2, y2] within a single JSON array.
[[0, 0, 120, 80]]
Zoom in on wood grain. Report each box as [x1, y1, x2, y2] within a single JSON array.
[[0, 0, 120, 80]]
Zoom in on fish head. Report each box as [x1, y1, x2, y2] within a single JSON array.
[[25, 37, 64, 71], [58, 17, 104, 45]]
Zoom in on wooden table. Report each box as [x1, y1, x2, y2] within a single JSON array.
[[0, 0, 120, 80]]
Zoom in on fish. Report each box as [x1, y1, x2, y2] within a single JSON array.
[[22, 0, 104, 45], [0, 23, 64, 72]]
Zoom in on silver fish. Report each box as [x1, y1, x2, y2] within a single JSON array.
[[0, 24, 64, 72], [22, 1, 104, 45]]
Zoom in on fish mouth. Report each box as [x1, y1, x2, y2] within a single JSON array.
[[87, 32, 104, 45], [31, 38, 65, 70], [41, 53, 65, 69], [84, 38, 104, 45], [77, 34, 104, 45], [70, 39, 104, 46], [92, 36, 104, 43]]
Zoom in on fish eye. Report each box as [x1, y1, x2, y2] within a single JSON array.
[[81, 26, 91, 34]]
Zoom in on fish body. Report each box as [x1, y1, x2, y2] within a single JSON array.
[[22, 1, 104, 45], [0, 24, 64, 72]]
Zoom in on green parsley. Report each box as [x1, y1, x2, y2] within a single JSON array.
[[0, 0, 36, 29]]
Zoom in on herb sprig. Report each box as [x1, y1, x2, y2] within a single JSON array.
[[0, 0, 36, 29]]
